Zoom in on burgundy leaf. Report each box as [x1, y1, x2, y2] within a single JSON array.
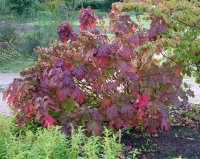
[[120, 46, 134, 61], [57, 22, 77, 43], [79, 6, 97, 31], [106, 105, 118, 120], [127, 72, 139, 81], [128, 33, 140, 46]]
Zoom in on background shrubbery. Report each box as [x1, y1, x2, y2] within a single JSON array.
[[6, 0, 118, 17]]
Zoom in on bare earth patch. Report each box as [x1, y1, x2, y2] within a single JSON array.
[[122, 126, 200, 159]]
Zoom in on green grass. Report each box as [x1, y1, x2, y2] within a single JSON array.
[[0, 57, 35, 73]]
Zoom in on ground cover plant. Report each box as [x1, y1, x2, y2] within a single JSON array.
[[3, 0, 197, 136], [0, 114, 124, 159]]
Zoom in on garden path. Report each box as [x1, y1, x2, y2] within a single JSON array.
[[0, 73, 199, 115], [0, 73, 19, 115]]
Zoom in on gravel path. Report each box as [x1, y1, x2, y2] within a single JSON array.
[[0, 73, 199, 115], [0, 73, 19, 115]]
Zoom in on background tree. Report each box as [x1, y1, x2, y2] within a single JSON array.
[[112, 0, 200, 83]]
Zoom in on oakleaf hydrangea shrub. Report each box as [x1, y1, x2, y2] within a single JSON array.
[[3, 6, 193, 135]]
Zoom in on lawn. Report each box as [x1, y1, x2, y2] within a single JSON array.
[[0, 56, 35, 73]]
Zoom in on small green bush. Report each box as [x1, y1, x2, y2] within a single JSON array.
[[0, 0, 11, 15], [0, 114, 124, 159], [66, 0, 120, 10]]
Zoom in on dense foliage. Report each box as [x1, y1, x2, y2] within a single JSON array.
[[6, 0, 118, 17], [8, 0, 39, 16], [112, 0, 200, 83], [0, 0, 11, 14], [0, 114, 123, 159], [4, 5, 194, 135]]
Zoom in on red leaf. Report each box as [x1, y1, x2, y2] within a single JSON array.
[[7, 95, 15, 104], [56, 88, 71, 102], [110, 117, 124, 129], [70, 87, 84, 104], [97, 45, 111, 57], [136, 93, 149, 108], [101, 99, 112, 110], [175, 69, 181, 75], [96, 56, 109, 68], [148, 17, 167, 39], [72, 65, 87, 80], [79, 6, 97, 31], [27, 103, 33, 112], [42, 115, 55, 128]]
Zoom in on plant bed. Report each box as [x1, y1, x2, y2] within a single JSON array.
[[122, 125, 200, 159]]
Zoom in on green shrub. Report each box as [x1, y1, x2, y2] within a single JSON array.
[[0, 0, 11, 15], [8, 0, 36, 16], [0, 114, 124, 159], [65, 0, 120, 10]]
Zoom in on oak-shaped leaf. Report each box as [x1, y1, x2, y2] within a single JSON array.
[[42, 115, 55, 128], [71, 65, 87, 80], [57, 22, 77, 43], [136, 93, 149, 108], [79, 6, 97, 31], [70, 87, 84, 104], [148, 17, 167, 39], [109, 117, 124, 129], [119, 61, 133, 73], [106, 105, 118, 120], [96, 56, 109, 68], [97, 45, 111, 57], [120, 46, 134, 61], [120, 103, 135, 120], [128, 33, 141, 46], [56, 87, 71, 102]]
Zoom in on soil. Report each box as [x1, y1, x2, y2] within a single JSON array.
[[122, 126, 200, 159]]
